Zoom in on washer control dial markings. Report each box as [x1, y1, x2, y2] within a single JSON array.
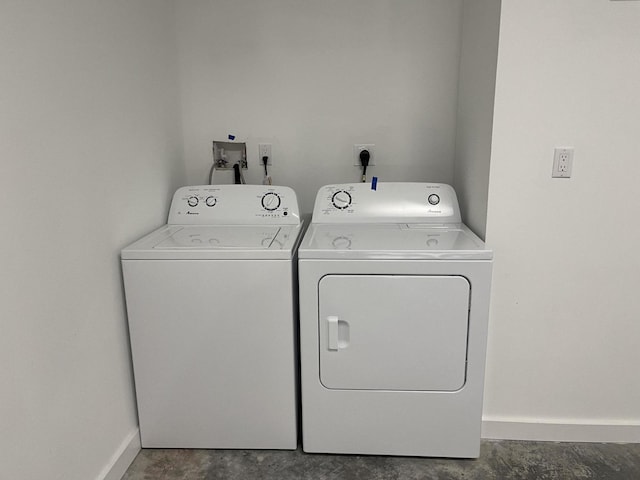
[[428, 194, 440, 206], [205, 196, 217, 207], [187, 196, 199, 207], [262, 192, 281, 211]]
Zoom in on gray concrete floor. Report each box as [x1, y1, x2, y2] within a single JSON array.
[[122, 440, 640, 480]]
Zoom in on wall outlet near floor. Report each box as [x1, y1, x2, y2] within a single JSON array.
[[552, 147, 573, 178], [353, 144, 376, 166]]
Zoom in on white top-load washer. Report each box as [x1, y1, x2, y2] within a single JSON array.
[[298, 182, 492, 458], [121, 185, 303, 449]]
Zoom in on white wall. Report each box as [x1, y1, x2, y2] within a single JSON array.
[[483, 0, 640, 441], [6, 3, 634, 473], [176, 0, 463, 213], [454, 0, 501, 240], [0, 1, 183, 479]]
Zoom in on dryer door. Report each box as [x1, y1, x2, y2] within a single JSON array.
[[318, 275, 470, 391]]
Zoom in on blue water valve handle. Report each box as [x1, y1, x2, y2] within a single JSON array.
[[371, 177, 378, 190]]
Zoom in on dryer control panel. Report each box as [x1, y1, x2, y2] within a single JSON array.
[[168, 185, 301, 225], [312, 182, 461, 224]]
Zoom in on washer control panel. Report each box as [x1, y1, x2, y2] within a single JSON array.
[[312, 182, 461, 224], [168, 185, 300, 225]]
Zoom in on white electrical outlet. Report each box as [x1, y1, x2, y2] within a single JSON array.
[[552, 147, 573, 178], [259, 143, 272, 166], [353, 144, 376, 166]]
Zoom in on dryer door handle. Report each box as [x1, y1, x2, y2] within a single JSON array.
[[327, 316, 350, 351], [327, 316, 339, 350]]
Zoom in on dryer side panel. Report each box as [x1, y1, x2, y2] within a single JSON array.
[[318, 275, 470, 391]]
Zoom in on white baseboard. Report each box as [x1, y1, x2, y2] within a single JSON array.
[[482, 418, 640, 443], [98, 428, 141, 480]]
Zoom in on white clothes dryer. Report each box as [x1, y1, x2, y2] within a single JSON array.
[[122, 185, 303, 449], [298, 182, 492, 458]]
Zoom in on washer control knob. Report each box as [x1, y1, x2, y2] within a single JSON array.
[[187, 196, 199, 207], [205, 196, 217, 207], [261, 192, 281, 211], [331, 191, 352, 210], [428, 194, 440, 206]]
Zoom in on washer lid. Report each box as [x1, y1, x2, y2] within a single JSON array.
[[122, 224, 303, 260], [155, 226, 282, 249], [298, 223, 492, 260]]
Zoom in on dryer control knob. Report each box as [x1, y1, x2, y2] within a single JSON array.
[[428, 194, 440, 206], [187, 196, 199, 207], [332, 191, 352, 210]]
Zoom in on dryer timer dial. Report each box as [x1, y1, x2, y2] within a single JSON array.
[[332, 191, 352, 210]]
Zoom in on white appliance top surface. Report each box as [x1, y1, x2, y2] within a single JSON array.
[[299, 223, 491, 260], [156, 225, 283, 249], [122, 224, 303, 260], [301, 182, 491, 260]]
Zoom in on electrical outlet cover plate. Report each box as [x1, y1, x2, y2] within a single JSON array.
[[353, 144, 376, 166], [259, 143, 272, 166], [552, 147, 573, 178]]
